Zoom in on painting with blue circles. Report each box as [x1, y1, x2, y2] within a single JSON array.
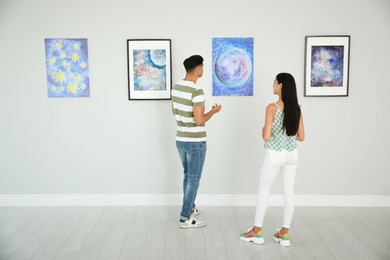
[[212, 37, 254, 96]]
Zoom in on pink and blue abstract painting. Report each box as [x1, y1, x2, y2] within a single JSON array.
[[45, 38, 90, 97], [133, 49, 167, 91], [212, 37, 254, 96], [311, 46, 344, 87]]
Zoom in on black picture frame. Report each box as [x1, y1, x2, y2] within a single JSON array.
[[127, 39, 172, 100], [304, 35, 350, 97]]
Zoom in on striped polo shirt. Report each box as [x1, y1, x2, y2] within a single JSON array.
[[172, 80, 206, 142]]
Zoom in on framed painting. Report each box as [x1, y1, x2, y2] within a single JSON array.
[[45, 38, 90, 98], [212, 37, 254, 96], [127, 39, 172, 100], [304, 35, 350, 97]]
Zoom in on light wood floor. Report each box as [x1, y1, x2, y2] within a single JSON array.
[[0, 206, 389, 259]]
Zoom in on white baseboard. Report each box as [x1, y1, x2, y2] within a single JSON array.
[[0, 194, 389, 207]]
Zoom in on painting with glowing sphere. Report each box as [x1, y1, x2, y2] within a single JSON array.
[[127, 39, 172, 100], [212, 37, 254, 96], [133, 49, 166, 91], [45, 38, 90, 98]]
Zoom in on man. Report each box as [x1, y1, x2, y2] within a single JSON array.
[[172, 55, 222, 228]]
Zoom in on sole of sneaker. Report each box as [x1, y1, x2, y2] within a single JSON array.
[[280, 239, 291, 247], [179, 223, 206, 229], [272, 236, 290, 247], [239, 235, 265, 245]]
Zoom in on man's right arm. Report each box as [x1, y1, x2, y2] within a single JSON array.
[[193, 104, 222, 126]]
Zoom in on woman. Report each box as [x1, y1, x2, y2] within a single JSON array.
[[239, 73, 305, 247]]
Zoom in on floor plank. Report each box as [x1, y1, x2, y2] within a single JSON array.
[[119, 206, 153, 260], [330, 207, 390, 260], [0, 207, 39, 246], [97, 206, 138, 260], [0, 207, 23, 229], [292, 207, 337, 259], [141, 206, 170, 260], [372, 207, 390, 230], [183, 225, 207, 260], [345, 207, 390, 249], [163, 206, 186, 260], [313, 207, 380, 260], [54, 206, 105, 260], [0, 207, 56, 259], [298, 207, 358, 259], [10, 207, 72, 260], [202, 206, 229, 260], [75, 206, 122, 259], [218, 206, 249, 260], [31, 206, 89, 260]]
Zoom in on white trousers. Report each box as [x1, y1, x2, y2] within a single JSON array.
[[254, 148, 299, 228]]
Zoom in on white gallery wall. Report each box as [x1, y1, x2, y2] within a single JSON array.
[[0, 0, 389, 206]]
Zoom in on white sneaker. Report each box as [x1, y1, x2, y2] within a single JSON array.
[[192, 207, 200, 216], [239, 228, 265, 245], [179, 216, 206, 229], [272, 230, 291, 247]]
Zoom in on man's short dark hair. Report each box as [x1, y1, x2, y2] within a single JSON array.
[[183, 55, 204, 72]]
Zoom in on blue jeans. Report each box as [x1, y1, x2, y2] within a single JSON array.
[[176, 141, 207, 221]]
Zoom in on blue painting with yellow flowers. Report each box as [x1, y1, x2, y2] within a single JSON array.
[[45, 38, 90, 97]]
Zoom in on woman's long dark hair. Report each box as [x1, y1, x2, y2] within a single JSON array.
[[277, 73, 301, 136]]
